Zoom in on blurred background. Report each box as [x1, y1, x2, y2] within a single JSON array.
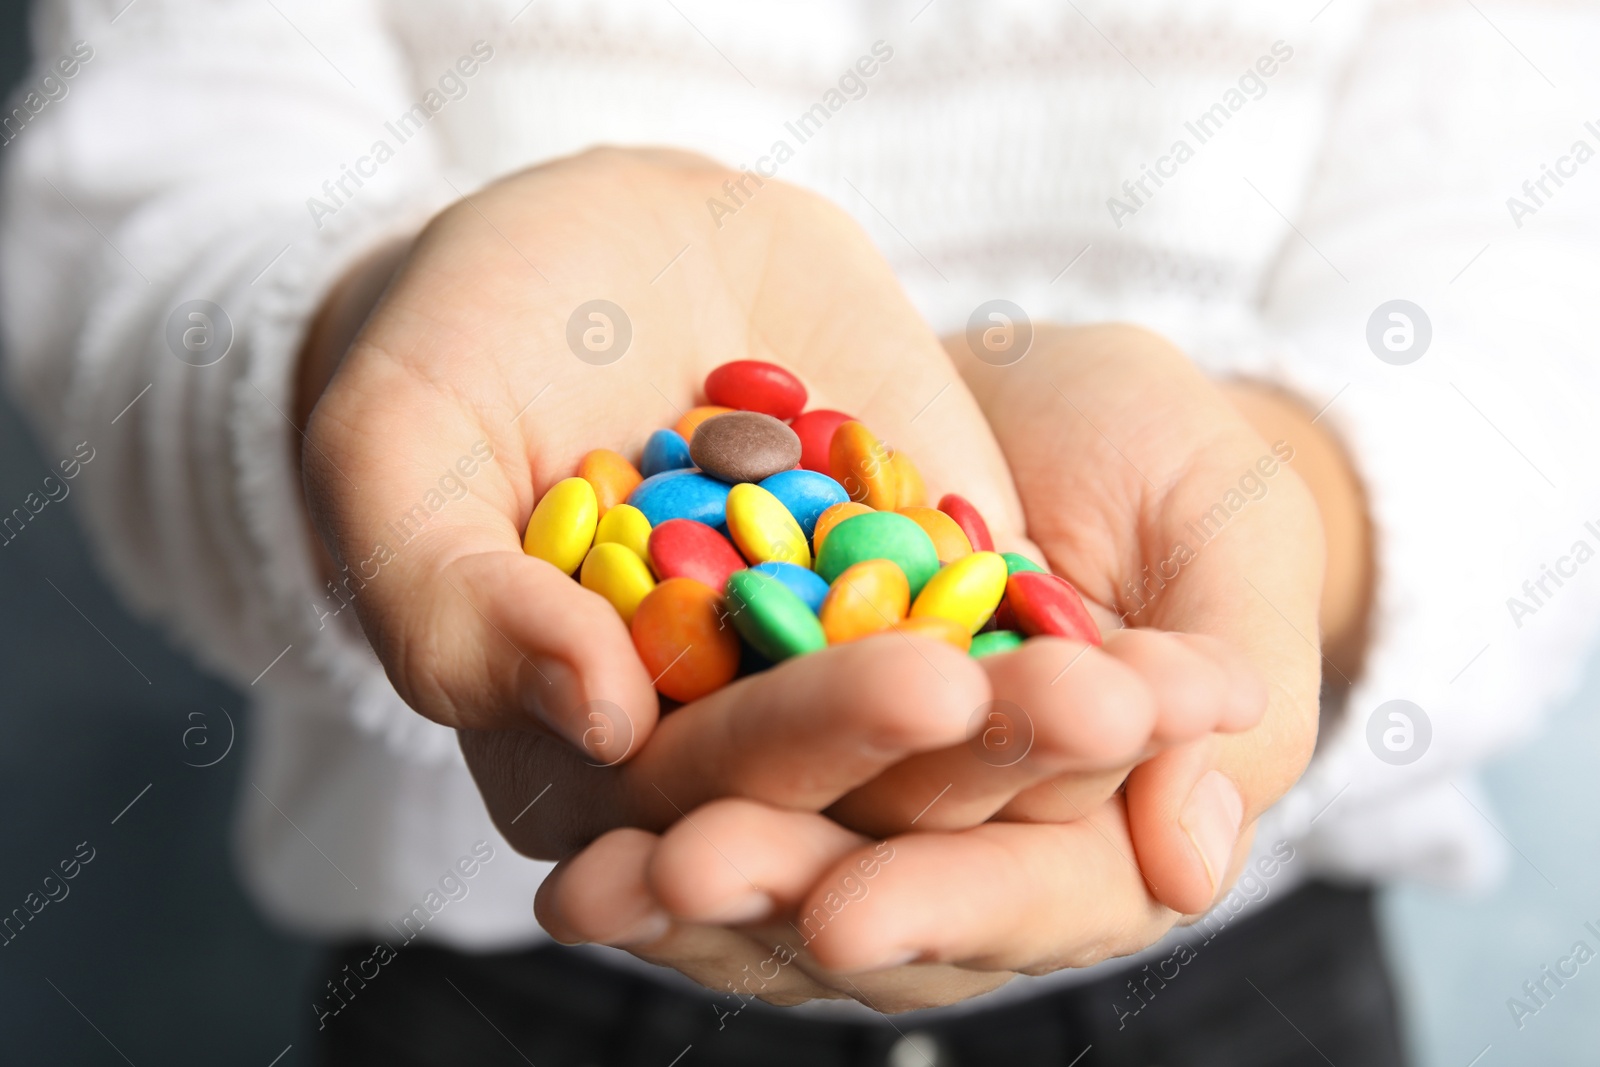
[[1, 2, 1598, 1064]]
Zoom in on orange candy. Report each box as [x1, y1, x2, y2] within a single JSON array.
[[897, 507, 973, 563], [630, 578, 741, 703], [890, 615, 972, 652], [891, 451, 927, 508], [579, 448, 643, 514], [674, 405, 735, 441], [812, 501, 873, 557], [820, 560, 910, 644], [829, 421, 898, 511]]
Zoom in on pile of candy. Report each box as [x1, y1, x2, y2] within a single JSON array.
[[522, 360, 1100, 704]]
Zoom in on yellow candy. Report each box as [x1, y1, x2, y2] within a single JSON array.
[[580, 542, 657, 623], [594, 503, 652, 562], [726, 483, 812, 569], [910, 551, 1008, 634], [522, 476, 598, 574]]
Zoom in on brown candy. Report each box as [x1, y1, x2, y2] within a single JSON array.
[[689, 411, 802, 485]]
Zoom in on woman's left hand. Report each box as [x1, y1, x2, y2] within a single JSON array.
[[534, 795, 1191, 1014]]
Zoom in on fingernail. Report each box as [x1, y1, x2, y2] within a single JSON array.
[[1180, 770, 1244, 898], [703, 891, 774, 925], [610, 908, 672, 947], [523, 657, 581, 739]]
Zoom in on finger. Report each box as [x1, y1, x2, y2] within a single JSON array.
[[800, 801, 1176, 975], [641, 801, 1018, 1012], [647, 799, 869, 924], [1169, 633, 1270, 733], [1124, 740, 1246, 915], [916, 629, 1266, 826], [534, 828, 671, 946], [824, 637, 1154, 835], [624, 633, 990, 824], [992, 766, 1132, 823], [305, 365, 659, 750], [536, 826, 840, 1004], [1100, 629, 1264, 743]]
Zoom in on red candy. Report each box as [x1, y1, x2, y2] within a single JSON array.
[[938, 493, 995, 552], [992, 596, 1018, 632], [789, 409, 854, 472], [1005, 572, 1101, 645], [647, 518, 746, 592], [705, 360, 808, 421]]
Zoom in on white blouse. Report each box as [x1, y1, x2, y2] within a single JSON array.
[[5, 0, 1600, 994]]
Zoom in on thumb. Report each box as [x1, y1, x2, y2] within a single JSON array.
[[373, 540, 660, 763], [1124, 740, 1246, 915]]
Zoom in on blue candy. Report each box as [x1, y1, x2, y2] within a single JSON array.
[[758, 469, 848, 540], [628, 470, 731, 528], [753, 560, 830, 614], [640, 429, 693, 478]]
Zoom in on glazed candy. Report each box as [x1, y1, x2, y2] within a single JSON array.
[[896, 506, 973, 564], [890, 451, 927, 508], [819, 559, 909, 644], [752, 560, 830, 614], [579, 448, 643, 514], [631, 578, 742, 702], [815, 511, 940, 599], [1005, 571, 1102, 645], [726, 483, 812, 569], [640, 429, 693, 478], [690, 411, 802, 485], [648, 518, 747, 592], [910, 551, 1007, 634], [704, 360, 808, 421], [790, 409, 854, 473], [628, 470, 731, 528], [811, 501, 872, 557], [725, 569, 827, 662], [523, 476, 599, 575], [891, 615, 972, 652], [1001, 551, 1045, 575], [594, 503, 652, 561], [969, 629, 1025, 658], [521, 358, 1105, 705], [937, 493, 995, 553], [758, 470, 848, 540], [674, 405, 735, 441], [829, 421, 898, 510], [580, 541, 656, 623]]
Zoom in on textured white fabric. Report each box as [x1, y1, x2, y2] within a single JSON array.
[[4, 0, 1600, 989]]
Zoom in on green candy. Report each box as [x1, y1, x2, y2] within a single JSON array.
[[815, 512, 940, 598], [969, 630, 1026, 658], [725, 569, 826, 662], [1001, 551, 1045, 575]]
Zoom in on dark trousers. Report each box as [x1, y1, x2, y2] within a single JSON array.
[[312, 881, 1408, 1067]]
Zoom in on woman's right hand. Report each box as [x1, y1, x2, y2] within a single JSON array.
[[299, 147, 1031, 858]]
